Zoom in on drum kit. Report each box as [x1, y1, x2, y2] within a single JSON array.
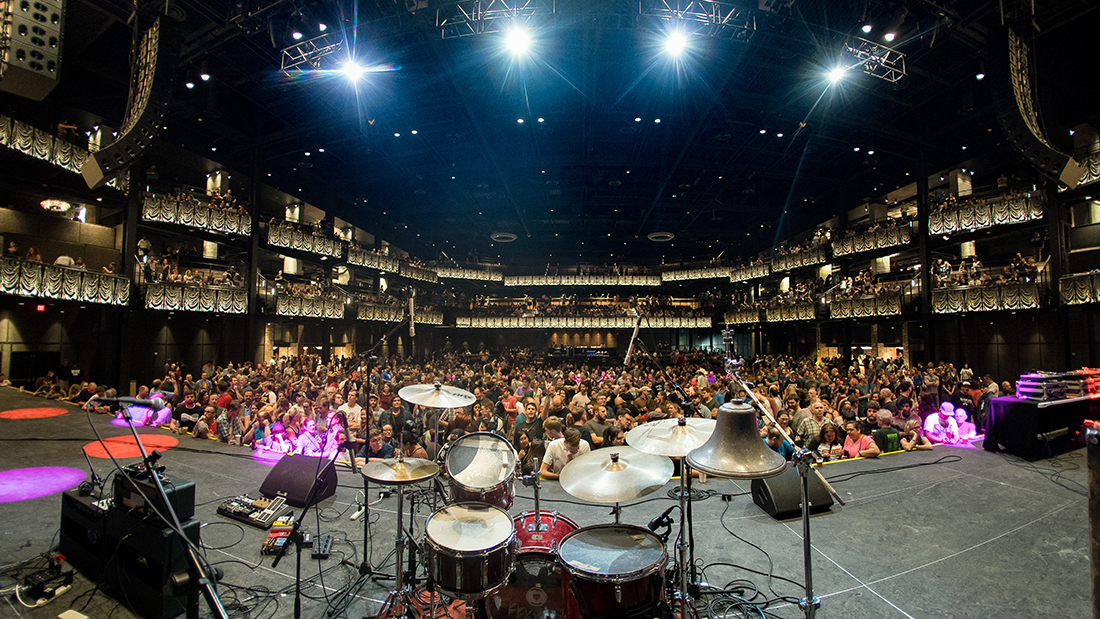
[[359, 381, 803, 619]]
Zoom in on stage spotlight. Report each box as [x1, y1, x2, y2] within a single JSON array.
[[861, 23, 873, 34], [318, 22, 327, 32], [185, 81, 195, 89], [200, 72, 210, 82], [883, 32, 896, 42], [340, 60, 366, 81], [827, 67, 847, 83], [665, 31, 687, 56], [506, 27, 531, 55]]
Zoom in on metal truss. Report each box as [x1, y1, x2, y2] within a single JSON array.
[[434, 0, 754, 41], [845, 37, 906, 83], [280, 33, 343, 77]]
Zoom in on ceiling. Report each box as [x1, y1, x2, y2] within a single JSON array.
[[5, 0, 1099, 269]]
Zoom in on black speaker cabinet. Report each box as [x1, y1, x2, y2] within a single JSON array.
[[59, 491, 108, 579], [259, 455, 337, 507], [751, 466, 833, 520]]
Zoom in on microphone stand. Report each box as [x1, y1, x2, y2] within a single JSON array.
[[720, 326, 841, 619], [117, 414, 229, 619]]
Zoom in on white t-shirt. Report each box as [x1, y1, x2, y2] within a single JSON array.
[[543, 437, 591, 474], [339, 403, 364, 429]]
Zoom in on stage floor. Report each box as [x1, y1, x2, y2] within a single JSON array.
[[0, 386, 1091, 619]]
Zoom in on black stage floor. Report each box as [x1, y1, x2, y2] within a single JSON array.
[[0, 386, 1091, 619]]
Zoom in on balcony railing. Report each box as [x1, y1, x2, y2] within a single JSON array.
[[723, 309, 763, 324], [771, 247, 828, 272], [1060, 272, 1100, 305], [142, 195, 251, 236], [832, 224, 913, 257], [0, 115, 128, 193], [829, 294, 902, 318], [765, 303, 816, 322], [730, 263, 770, 282], [662, 266, 729, 282], [347, 249, 401, 272], [0, 258, 131, 305], [400, 263, 439, 283], [503, 275, 662, 287], [357, 304, 442, 324], [276, 295, 345, 319], [437, 267, 503, 282], [931, 283, 1040, 313], [144, 282, 246, 313], [928, 191, 1044, 235], [267, 226, 343, 259], [454, 316, 710, 329]]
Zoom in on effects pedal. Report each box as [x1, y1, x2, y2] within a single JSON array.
[[311, 535, 332, 560]]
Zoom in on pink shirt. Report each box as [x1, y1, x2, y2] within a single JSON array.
[[843, 435, 873, 458]]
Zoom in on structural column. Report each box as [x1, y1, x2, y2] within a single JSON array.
[[916, 150, 934, 363]]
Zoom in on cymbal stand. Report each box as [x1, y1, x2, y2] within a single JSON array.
[[675, 455, 697, 619], [519, 458, 548, 534], [793, 449, 821, 619], [611, 503, 621, 523]]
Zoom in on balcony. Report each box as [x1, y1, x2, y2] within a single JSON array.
[[928, 191, 1044, 235], [275, 295, 345, 319], [931, 282, 1040, 313], [142, 195, 251, 236], [1060, 271, 1100, 305], [0, 258, 130, 305], [723, 309, 763, 324], [662, 266, 730, 282], [771, 247, 827, 272], [347, 249, 401, 272], [454, 315, 709, 328], [832, 224, 913, 257], [144, 282, 246, 313], [503, 274, 661, 287], [358, 304, 442, 324], [437, 266, 503, 282], [765, 303, 817, 322], [829, 295, 902, 318], [730, 263, 770, 282], [267, 226, 343, 259]]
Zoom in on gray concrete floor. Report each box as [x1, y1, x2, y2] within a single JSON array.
[[0, 386, 1091, 619]]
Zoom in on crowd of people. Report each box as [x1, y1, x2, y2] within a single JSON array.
[[44, 347, 1006, 478], [5, 241, 113, 273], [933, 253, 1042, 289]]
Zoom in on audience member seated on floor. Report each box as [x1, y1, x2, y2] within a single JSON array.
[[192, 407, 217, 439], [33, 371, 56, 396], [954, 408, 978, 440], [925, 402, 961, 445], [891, 396, 921, 431], [765, 427, 796, 460], [872, 409, 903, 453], [0, 373, 10, 387], [806, 421, 844, 461], [217, 400, 239, 443], [243, 411, 272, 448], [295, 418, 324, 455], [900, 419, 934, 451], [86, 387, 112, 413], [541, 427, 591, 481], [796, 399, 828, 445], [842, 420, 880, 459]]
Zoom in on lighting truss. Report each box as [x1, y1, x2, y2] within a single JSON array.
[[436, 0, 555, 39], [280, 33, 343, 76], [642, 0, 755, 41], [845, 37, 906, 83]]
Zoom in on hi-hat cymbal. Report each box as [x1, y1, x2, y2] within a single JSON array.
[[360, 457, 440, 485], [626, 417, 716, 457], [398, 383, 476, 409], [559, 447, 673, 503]]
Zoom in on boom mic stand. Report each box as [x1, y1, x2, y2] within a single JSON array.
[[720, 326, 844, 619]]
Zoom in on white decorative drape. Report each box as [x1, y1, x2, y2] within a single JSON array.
[[0, 259, 129, 304], [143, 195, 250, 235], [723, 309, 762, 324], [730, 263, 770, 282], [1061, 273, 1100, 305], [144, 283, 247, 313], [931, 284, 1040, 313], [503, 275, 662, 287], [832, 225, 913, 257], [829, 295, 902, 319], [436, 267, 503, 281], [662, 267, 730, 282], [771, 247, 827, 272], [451, 315, 709, 329], [267, 226, 344, 258], [929, 192, 1043, 235], [765, 304, 816, 322]]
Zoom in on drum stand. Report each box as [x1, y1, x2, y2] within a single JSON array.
[[674, 462, 697, 619], [377, 456, 414, 619], [793, 449, 821, 619]]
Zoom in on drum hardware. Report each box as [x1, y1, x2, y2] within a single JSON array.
[[518, 458, 548, 533], [719, 326, 844, 619]]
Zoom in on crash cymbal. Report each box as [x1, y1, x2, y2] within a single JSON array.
[[559, 447, 673, 503], [360, 457, 440, 485], [626, 416, 716, 457], [398, 383, 476, 409]]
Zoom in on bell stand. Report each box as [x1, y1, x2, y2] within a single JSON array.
[[720, 326, 845, 619], [626, 339, 699, 619]]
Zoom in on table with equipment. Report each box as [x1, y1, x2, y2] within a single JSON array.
[[984, 395, 1100, 459]]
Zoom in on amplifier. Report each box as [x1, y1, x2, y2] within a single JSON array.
[[59, 491, 109, 579], [113, 466, 195, 521]]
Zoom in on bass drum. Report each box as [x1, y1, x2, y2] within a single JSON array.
[[479, 552, 569, 619]]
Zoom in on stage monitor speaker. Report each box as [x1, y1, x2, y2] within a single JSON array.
[[751, 466, 833, 520], [0, 0, 65, 101], [260, 455, 337, 508]]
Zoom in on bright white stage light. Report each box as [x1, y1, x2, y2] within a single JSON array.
[[827, 67, 847, 83], [340, 60, 366, 81], [665, 31, 687, 56], [861, 24, 873, 34], [506, 28, 531, 55], [884, 32, 896, 42]]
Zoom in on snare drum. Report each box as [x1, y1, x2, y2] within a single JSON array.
[[480, 552, 567, 619], [425, 503, 516, 601], [443, 432, 518, 509], [512, 510, 579, 554], [557, 525, 667, 618]]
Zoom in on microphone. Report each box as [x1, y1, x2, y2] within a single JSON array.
[[91, 396, 166, 408], [408, 289, 415, 338], [624, 314, 642, 367], [647, 505, 676, 532]]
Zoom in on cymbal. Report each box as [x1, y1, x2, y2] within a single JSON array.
[[626, 417, 716, 457], [559, 447, 673, 503], [360, 457, 440, 485], [399, 383, 477, 409]]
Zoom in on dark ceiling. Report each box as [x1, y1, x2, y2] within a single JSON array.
[[6, 0, 1099, 269]]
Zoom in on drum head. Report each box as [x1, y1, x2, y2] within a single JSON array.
[[445, 432, 517, 489], [559, 525, 666, 580], [481, 553, 564, 619], [426, 503, 514, 552]]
